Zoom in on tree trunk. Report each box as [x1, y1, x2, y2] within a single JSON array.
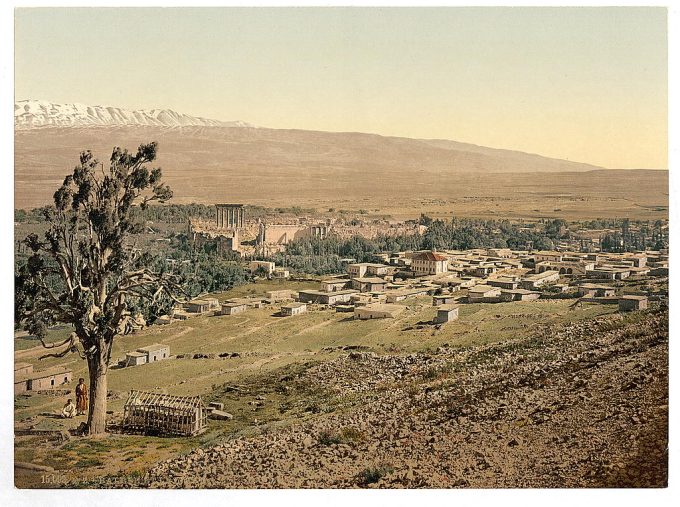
[[86, 346, 110, 435]]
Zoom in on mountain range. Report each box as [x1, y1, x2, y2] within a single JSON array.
[[14, 100, 667, 219], [15, 100, 255, 129]]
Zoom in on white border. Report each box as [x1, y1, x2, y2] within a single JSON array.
[[1, 2, 676, 507]]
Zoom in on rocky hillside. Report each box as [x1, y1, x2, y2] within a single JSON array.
[[136, 309, 667, 488]]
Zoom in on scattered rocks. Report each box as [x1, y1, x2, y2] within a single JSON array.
[[119, 310, 668, 489]]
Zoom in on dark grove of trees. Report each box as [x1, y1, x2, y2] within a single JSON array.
[[267, 218, 561, 275]]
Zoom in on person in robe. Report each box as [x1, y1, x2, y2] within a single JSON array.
[[61, 399, 76, 419], [75, 378, 88, 416]]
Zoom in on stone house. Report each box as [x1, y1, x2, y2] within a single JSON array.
[[618, 295, 648, 312], [221, 302, 248, 315], [467, 285, 502, 303], [434, 305, 459, 324], [354, 303, 405, 320], [351, 277, 387, 293], [411, 251, 449, 276], [15, 366, 73, 393], [281, 303, 307, 316]]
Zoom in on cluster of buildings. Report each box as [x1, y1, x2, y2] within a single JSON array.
[[257, 247, 663, 320], [152, 245, 664, 328]]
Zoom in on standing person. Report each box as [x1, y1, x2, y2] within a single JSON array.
[[75, 378, 88, 416]]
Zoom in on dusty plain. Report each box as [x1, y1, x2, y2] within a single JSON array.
[[15, 127, 667, 221]]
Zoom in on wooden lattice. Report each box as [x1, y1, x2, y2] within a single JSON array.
[[122, 390, 208, 436]]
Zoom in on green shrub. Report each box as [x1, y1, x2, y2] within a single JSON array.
[[358, 464, 394, 485]]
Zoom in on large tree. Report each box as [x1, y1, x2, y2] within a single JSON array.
[[15, 142, 181, 435]]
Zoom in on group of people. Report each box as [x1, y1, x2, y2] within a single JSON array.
[[61, 377, 88, 419]]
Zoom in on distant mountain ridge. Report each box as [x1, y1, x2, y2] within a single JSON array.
[[14, 100, 255, 129]]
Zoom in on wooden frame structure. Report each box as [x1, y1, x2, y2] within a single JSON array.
[[122, 390, 208, 436]]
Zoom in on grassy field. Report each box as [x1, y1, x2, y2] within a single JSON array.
[[14, 278, 620, 487]]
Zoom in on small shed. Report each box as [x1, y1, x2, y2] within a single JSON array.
[[618, 295, 648, 312], [265, 289, 294, 302], [185, 300, 212, 314], [137, 343, 170, 362], [122, 390, 208, 436], [221, 302, 248, 315], [354, 303, 405, 320], [434, 304, 459, 324], [281, 303, 307, 316], [125, 351, 148, 367]]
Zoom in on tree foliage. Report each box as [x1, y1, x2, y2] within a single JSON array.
[[14, 142, 181, 434]]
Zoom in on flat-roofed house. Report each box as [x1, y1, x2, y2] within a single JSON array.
[[622, 253, 647, 268], [520, 270, 560, 290], [221, 302, 248, 315], [590, 267, 631, 280], [346, 263, 389, 278], [432, 295, 458, 306], [137, 343, 170, 363], [320, 279, 351, 292], [281, 302, 307, 316], [346, 263, 369, 278], [434, 304, 459, 324], [351, 277, 387, 293], [533, 251, 564, 263], [125, 351, 148, 367], [14, 363, 34, 395], [272, 267, 290, 279], [354, 303, 405, 320], [298, 289, 358, 305], [365, 263, 390, 276], [411, 251, 449, 276], [265, 290, 294, 302], [578, 283, 616, 298], [618, 295, 648, 312], [468, 285, 502, 303], [185, 299, 213, 314], [249, 260, 275, 275], [473, 264, 497, 277], [487, 277, 519, 290], [385, 287, 431, 303], [499, 289, 541, 302], [16, 367, 73, 393]]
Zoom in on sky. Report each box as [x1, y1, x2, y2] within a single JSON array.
[[14, 7, 668, 169]]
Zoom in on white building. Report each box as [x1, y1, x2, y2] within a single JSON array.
[[411, 251, 449, 276]]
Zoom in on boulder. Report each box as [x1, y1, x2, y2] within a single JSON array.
[[209, 410, 233, 421]]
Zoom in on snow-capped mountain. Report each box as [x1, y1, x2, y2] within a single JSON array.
[[14, 100, 255, 129]]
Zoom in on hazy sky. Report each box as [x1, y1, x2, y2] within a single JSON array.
[[15, 7, 667, 169]]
